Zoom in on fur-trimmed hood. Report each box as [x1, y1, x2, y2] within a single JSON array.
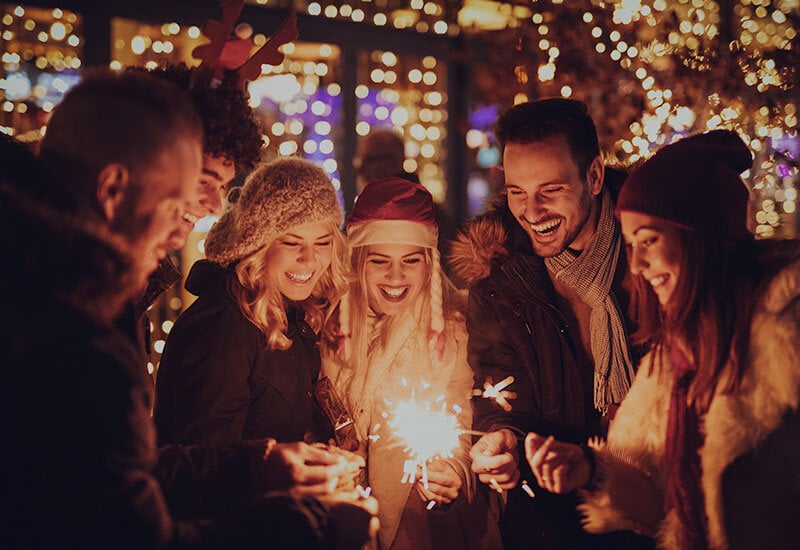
[[448, 194, 514, 287]]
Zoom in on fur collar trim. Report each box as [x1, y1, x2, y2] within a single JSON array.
[[448, 195, 510, 286], [700, 259, 800, 548]]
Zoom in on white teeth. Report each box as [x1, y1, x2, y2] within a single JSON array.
[[286, 272, 313, 283], [530, 218, 561, 233], [382, 287, 405, 297], [649, 275, 668, 287], [182, 211, 199, 224]]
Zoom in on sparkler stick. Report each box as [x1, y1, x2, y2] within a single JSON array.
[[521, 480, 536, 499]]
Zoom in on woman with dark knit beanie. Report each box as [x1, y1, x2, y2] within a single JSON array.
[[523, 130, 800, 549], [154, 158, 350, 473]]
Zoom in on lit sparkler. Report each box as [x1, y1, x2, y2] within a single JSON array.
[[472, 375, 517, 411], [383, 393, 462, 489]]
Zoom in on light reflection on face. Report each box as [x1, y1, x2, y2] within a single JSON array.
[[264, 221, 334, 302], [620, 211, 683, 309], [504, 138, 602, 256], [363, 243, 427, 317]]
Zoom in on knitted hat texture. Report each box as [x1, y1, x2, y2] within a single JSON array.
[[616, 129, 752, 241], [205, 157, 342, 266], [346, 177, 438, 249]]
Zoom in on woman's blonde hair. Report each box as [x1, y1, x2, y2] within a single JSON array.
[[229, 222, 349, 350]]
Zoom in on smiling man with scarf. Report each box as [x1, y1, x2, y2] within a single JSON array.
[[449, 98, 650, 549]]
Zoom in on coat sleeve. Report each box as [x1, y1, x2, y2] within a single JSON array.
[[154, 438, 280, 520], [577, 354, 667, 538], [466, 284, 541, 436], [154, 302, 259, 448]]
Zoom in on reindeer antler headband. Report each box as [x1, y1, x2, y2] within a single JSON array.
[[191, 0, 299, 89]]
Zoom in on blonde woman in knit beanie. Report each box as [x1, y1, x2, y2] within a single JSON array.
[[322, 178, 502, 549], [525, 130, 800, 549], [154, 158, 350, 477]]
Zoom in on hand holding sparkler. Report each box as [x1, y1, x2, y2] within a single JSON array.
[[469, 429, 521, 490], [263, 441, 350, 496], [525, 432, 592, 494], [386, 395, 462, 490], [416, 459, 462, 505]]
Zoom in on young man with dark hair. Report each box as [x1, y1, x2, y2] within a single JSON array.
[[38, 68, 203, 282], [136, 63, 262, 250], [124, 63, 264, 358], [450, 98, 648, 548]]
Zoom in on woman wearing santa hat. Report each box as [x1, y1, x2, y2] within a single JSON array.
[[524, 130, 800, 549], [323, 178, 502, 549]]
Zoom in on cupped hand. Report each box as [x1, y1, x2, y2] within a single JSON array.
[[264, 441, 347, 496], [469, 429, 520, 489], [417, 459, 462, 504]]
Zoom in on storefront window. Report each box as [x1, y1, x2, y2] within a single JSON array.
[[356, 49, 447, 204]]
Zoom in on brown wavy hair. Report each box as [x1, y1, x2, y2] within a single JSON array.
[[630, 231, 800, 411]]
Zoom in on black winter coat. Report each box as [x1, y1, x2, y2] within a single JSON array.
[[154, 260, 333, 448], [449, 174, 650, 550]]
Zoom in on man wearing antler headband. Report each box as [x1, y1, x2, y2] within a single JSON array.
[[124, 1, 298, 362], [124, 61, 262, 357]]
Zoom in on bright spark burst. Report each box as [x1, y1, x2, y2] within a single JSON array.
[[385, 395, 462, 488], [472, 375, 517, 412]]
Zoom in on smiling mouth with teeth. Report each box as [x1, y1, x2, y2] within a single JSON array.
[[649, 274, 669, 288], [182, 211, 200, 225], [286, 271, 314, 283], [379, 285, 409, 302], [529, 218, 562, 235]]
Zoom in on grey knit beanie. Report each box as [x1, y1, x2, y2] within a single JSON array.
[[205, 157, 342, 266]]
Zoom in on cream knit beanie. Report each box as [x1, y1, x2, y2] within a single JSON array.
[[205, 157, 342, 266]]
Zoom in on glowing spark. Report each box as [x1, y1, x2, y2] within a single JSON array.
[[472, 375, 517, 411], [386, 395, 462, 488]]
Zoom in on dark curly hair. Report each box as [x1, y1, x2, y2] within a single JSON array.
[[130, 63, 262, 174]]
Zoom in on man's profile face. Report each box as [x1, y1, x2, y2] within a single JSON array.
[[503, 137, 601, 257], [166, 153, 236, 250], [111, 135, 202, 284]]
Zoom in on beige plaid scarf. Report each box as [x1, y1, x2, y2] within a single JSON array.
[[545, 188, 635, 412]]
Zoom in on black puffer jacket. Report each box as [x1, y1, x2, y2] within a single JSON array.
[[449, 170, 650, 550], [155, 260, 333, 448]]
